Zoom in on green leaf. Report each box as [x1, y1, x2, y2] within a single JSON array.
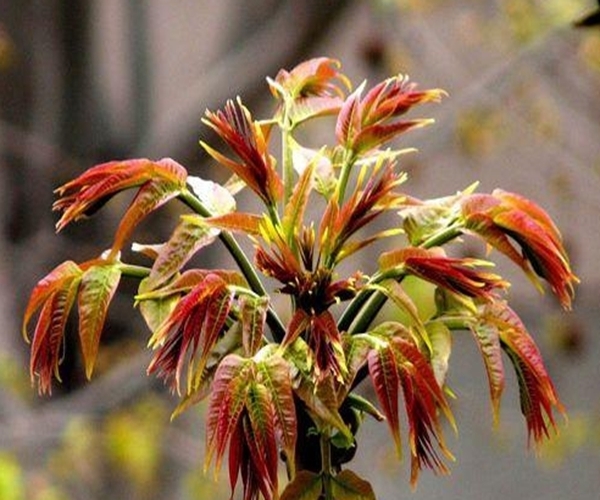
[[0, 452, 25, 500], [245, 382, 279, 494], [146, 215, 218, 290], [285, 339, 352, 441], [336, 228, 403, 263], [341, 334, 371, 390], [286, 96, 345, 126], [280, 471, 322, 500], [377, 280, 431, 352], [186, 176, 236, 215], [399, 186, 472, 246], [291, 143, 336, 198], [77, 263, 122, 379], [137, 277, 180, 333], [294, 374, 353, 444], [345, 392, 385, 422], [240, 295, 269, 357], [282, 158, 315, 242], [426, 321, 452, 387], [330, 469, 376, 500]]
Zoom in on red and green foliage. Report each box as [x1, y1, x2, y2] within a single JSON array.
[[23, 57, 578, 500]]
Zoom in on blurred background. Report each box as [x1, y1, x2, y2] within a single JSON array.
[[1, 1, 599, 499]]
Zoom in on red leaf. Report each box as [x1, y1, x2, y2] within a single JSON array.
[[244, 382, 279, 498], [111, 179, 183, 254], [258, 356, 297, 474], [484, 302, 565, 445], [335, 83, 363, 148], [147, 274, 232, 394], [282, 309, 311, 348], [462, 191, 578, 309], [23, 260, 82, 340], [392, 338, 455, 487], [270, 57, 348, 101], [54, 158, 187, 231], [170, 323, 243, 419], [270, 58, 349, 127], [205, 354, 251, 473], [30, 276, 81, 394], [320, 160, 403, 265], [204, 212, 263, 236], [198, 283, 233, 368], [380, 247, 508, 301], [335, 75, 444, 153], [228, 418, 244, 495], [202, 99, 283, 206], [353, 119, 432, 155], [310, 311, 347, 380], [368, 346, 402, 457], [361, 76, 445, 126]]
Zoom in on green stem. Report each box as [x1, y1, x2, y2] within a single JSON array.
[[320, 433, 333, 500], [178, 189, 287, 341], [335, 149, 356, 205], [118, 263, 151, 279], [281, 116, 294, 204], [420, 223, 463, 249], [347, 291, 387, 335], [338, 287, 373, 333], [338, 270, 395, 333], [341, 224, 464, 336]]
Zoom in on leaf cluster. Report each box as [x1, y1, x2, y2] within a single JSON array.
[[23, 57, 578, 500]]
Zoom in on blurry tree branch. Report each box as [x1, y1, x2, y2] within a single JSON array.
[[0, 351, 153, 451]]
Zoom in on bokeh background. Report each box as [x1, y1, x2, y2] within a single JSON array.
[[1, 1, 600, 499]]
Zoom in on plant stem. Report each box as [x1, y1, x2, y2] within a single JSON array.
[[320, 433, 333, 500], [337, 287, 373, 332], [420, 223, 463, 248], [178, 189, 287, 341], [342, 224, 464, 336], [118, 263, 151, 279], [281, 113, 294, 204], [335, 149, 355, 204], [347, 291, 387, 335]]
